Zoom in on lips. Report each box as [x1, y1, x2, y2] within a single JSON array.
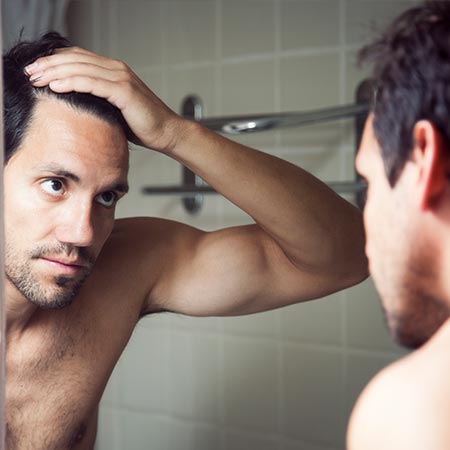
[[39, 257, 91, 274], [42, 257, 87, 267]]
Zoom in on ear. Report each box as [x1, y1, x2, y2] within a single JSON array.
[[411, 120, 449, 210]]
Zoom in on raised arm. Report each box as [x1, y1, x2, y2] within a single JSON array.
[[25, 47, 368, 316]]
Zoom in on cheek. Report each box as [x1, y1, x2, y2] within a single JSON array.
[[93, 213, 115, 246]]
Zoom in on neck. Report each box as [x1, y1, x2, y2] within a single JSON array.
[[5, 280, 39, 338]]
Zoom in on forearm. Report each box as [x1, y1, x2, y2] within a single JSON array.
[[166, 119, 368, 281]]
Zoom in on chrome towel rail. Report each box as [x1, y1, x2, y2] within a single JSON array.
[[142, 181, 367, 196], [199, 103, 369, 134]]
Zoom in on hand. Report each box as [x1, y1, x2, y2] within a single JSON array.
[[24, 47, 186, 153]]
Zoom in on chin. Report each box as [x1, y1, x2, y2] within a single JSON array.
[[29, 287, 77, 310], [387, 302, 450, 350]]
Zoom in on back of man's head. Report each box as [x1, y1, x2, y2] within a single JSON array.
[[3, 32, 130, 164], [359, 0, 450, 186]]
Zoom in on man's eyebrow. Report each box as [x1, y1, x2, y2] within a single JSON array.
[[109, 182, 129, 194], [36, 163, 80, 182]]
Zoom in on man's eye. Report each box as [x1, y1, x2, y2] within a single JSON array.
[[41, 179, 65, 196], [95, 191, 117, 207]]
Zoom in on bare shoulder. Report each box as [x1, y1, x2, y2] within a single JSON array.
[[347, 320, 450, 450], [94, 217, 205, 312], [106, 216, 204, 255], [99, 216, 205, 279]]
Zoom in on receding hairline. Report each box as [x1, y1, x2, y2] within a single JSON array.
[[33, 92, 129, 134], [6, 94, 130, 166]]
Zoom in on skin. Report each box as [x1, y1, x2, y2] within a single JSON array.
[[347, 115, 450, 449], [5, 47, 368, 449]]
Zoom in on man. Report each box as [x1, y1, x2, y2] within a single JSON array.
[[348, 2, 450, 449], [4, 33, 367, 449]]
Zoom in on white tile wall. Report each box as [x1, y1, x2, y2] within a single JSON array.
[[221, 0, 275, 57], [66, 1, 419, 449], [280, 1, 340, 50]]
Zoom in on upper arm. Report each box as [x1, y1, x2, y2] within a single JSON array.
[[114, 217, 364, 317]]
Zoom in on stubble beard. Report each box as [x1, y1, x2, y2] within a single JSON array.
[[379, 256, 450, 350], [5, 243, 94, 310]]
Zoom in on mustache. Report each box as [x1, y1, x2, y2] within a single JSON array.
[[30, 243, 96, 269]]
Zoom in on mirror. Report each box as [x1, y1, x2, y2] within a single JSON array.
[[2, 1, 411, 449]]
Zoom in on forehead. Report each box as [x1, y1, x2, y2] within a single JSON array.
[[355, 114, 382, 175], [11, 97, 129, 173]]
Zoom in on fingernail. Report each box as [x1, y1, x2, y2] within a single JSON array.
[[24, 62, 38, 74], [29, 72, 43, 82]]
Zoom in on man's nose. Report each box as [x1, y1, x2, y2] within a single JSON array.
[[56, 201, 95, 248]]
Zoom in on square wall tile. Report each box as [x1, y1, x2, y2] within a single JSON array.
[[280, 0, 340, 50], [280, 52, 340, 111], [118, 325, 170, 412], [220, 59, 276, 115], [96, 406, 121, 450], [225, 430, 282, 450], [345, 278, 404, 352], [281, 293, 343, 345], [345, 1, 420, 46], [134, 67, 165, 102], [168, 332, 220, 422], [223, 309, 278, 339], [165, 1, 216, 64], [115, 1, 163, 67], [279, 146, 345, 182], [279, 123, 347, 158], [119, 411, 170, 450], [221, 0, 275, 57], [223, 337, 280, 432], [168, 418, 221, 450], [166, 65, 217, 116], [282, 345, 345, 447], [116, 149, 179, 219]]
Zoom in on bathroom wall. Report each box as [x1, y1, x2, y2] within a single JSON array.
[[67, 1, 418, 449]]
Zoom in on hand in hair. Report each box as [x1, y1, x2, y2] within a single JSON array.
[[24, 46, 187, 153]]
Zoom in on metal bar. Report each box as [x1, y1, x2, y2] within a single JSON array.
[[142, 181, 367, 196], [143, 97, 371, 201], [200, 103, 369, 134]]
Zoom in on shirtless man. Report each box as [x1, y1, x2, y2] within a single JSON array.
[[348, 2, 450, 449], [4, 33, 367, 449]]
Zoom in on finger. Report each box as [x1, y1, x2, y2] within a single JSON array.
[[47, 76, 128, 109], [54, 46, 94, 56], [25, 50, 124, 75], [28, 61, 126, 87]]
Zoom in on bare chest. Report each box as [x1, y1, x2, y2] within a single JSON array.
[[6, 312, 128, 450]]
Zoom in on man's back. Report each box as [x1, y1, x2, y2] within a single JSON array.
[[348, 318, 450, 450]]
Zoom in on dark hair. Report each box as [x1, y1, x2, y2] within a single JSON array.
[[3, 31, 131, 163], [359, 1, 450, 186]]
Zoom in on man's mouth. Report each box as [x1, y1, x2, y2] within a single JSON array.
[[39, 257, 91, 274]]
